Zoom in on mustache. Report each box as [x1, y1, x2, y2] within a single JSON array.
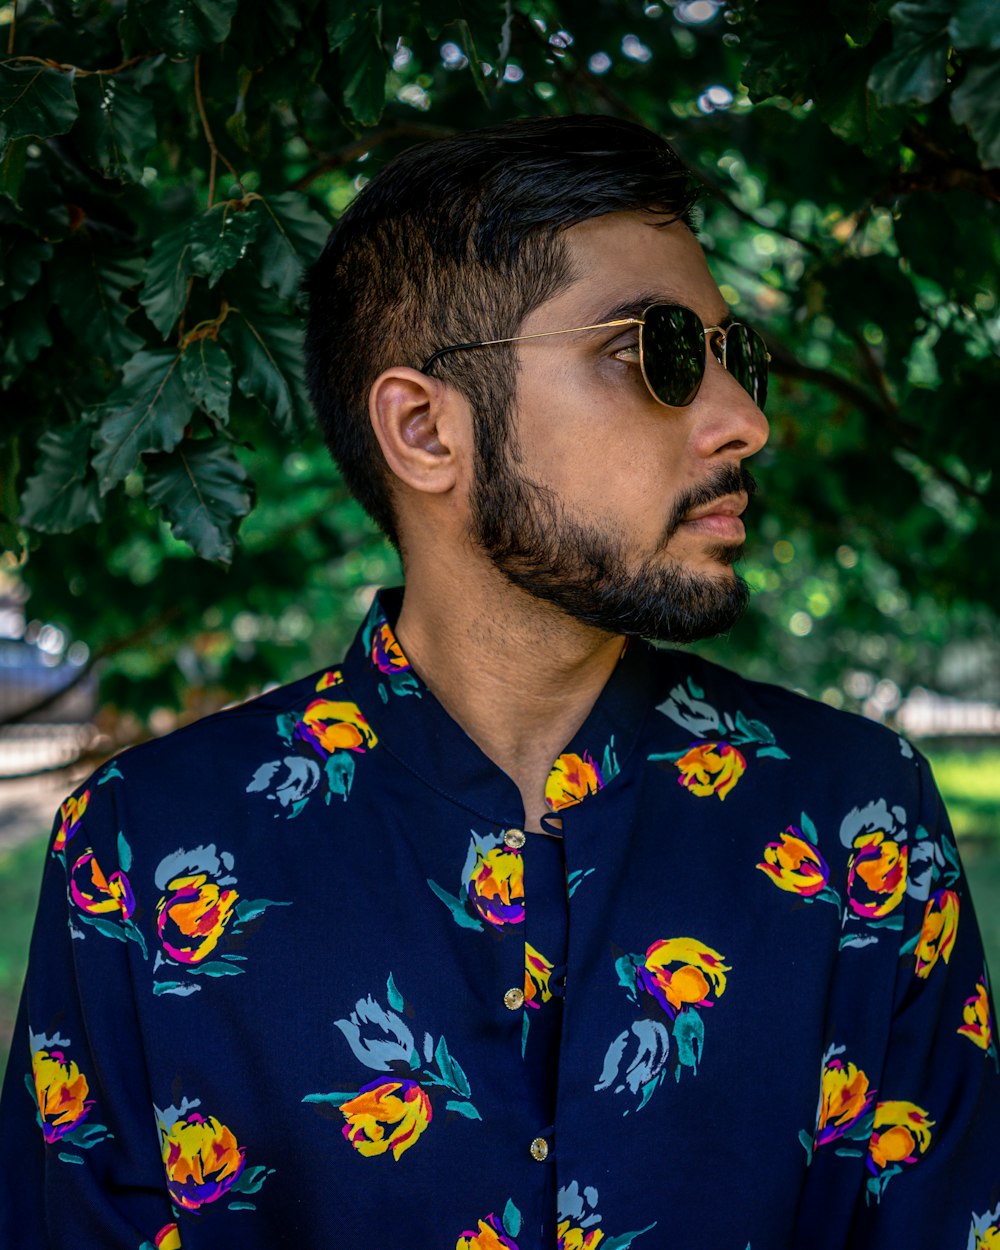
[[662, 464, 758, 545]]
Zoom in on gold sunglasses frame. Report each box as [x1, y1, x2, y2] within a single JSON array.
[[420, 302, 770, 409]]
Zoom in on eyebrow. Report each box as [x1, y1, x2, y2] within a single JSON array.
[[590, 292, 734, 330]]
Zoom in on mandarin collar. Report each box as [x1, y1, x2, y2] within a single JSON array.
[[337, 586, 657, 829]]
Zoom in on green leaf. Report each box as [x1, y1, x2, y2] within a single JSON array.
[[181, 336, 233, 422], [140, 221, 197, 338], [950, 0, 1000, 51], [338, 13, 389, 126], [1, 281, 52, 386], [188, 206, 261, 287], [51, 245, 145, 368], [222, 302, 310, 433], [74, 76, 157, 184], [91, 349, 193, 491], [139, 0, 239, 56], [0, 231, 51, 312], [0, 136, 27, 205], [145, 438, 253, 562], [253, 193, 329, 301], [19, 424, 104, 533], [950, 55, 1000, 169], [868, 0, 951, 107], [0, 65, 79, 147]]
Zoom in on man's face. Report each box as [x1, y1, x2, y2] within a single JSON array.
[[469, 212, 770, 643]]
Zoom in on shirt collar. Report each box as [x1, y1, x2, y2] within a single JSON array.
[[337, 586, 657, 828]]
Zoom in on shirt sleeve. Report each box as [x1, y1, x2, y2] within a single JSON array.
[[846, 749, 1000, 1247], [0, 775, 178, 1250]]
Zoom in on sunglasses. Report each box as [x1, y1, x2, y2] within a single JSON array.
[[421, 301, 770, 411]]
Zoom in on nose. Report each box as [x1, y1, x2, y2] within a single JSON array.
[[691, 354, 769, 460]]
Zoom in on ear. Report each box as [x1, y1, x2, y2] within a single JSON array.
[[369, 366, 466, 496]]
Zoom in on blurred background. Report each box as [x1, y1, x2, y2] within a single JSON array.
[[1, 0, 999, 1068]]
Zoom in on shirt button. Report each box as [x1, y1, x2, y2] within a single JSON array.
[[503, 987, 525, 1010], [529, 1136, 549, 1162], [503, 829, 526, 849]]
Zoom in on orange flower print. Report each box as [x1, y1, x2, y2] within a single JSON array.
[[156, 874, 238, 965], [52, 790, 89, 854], [674, 741, 745, 801], [340, 1078, 432, 1161], [524, 944, 554, 1009], [914, 889, 959, 978], [545, 752, 603, 812], [371, 621, 411, 675], [814, 1056, 875, 1147], [866, 1100, 933, 1173], [296, 698, 378, 757], [846, 832, 908, 919], [757, 828, 830, 898], [638, 937, 729, 1019], [31, 1048, 95, 1145]]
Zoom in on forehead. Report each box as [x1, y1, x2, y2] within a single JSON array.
[[536, 211, 727, 326]]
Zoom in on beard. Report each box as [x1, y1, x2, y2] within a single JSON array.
[[469, 452, 756, 644]]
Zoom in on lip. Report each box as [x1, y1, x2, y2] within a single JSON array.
[[679, 492, 748, 540]]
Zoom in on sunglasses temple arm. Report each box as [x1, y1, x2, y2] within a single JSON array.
[[421, 319, 640, 373]]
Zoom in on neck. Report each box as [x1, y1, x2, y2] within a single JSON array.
[[392, 561, 624, 830]]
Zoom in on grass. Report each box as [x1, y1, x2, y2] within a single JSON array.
[[2, 746, 999, 1075]]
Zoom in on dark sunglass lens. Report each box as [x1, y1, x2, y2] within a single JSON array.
[[641, 305, 704, 407], [725, 325, 769, 410]]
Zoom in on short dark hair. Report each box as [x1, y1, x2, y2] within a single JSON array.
[[304, 114, 698, 552]]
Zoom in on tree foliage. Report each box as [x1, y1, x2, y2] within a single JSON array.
[[1, 0, 998, 731]]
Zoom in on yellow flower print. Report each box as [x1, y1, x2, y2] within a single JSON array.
[[757, 829, 830, 897], [674, 741, 745, 801], [53, 790, 89, 854], [159, 1112, 247, 1209], [866, 1100, 933, 1172], [156, 874, 239, 965], [32, 1049, 94, 1144], [315, 669, 344, 690], [958, 978, 993, 1052], [300, 698, 378, 754], [846, 832, 907, 919], [914, 889, 959, 978], [545, 752, 604, 812], [557, 1224, 605, 1250], [524, 944, 554, 1008], [340, 1078, 432, 1161], [815, 1058, 874, 1146], [639, 937, 729, 1017]]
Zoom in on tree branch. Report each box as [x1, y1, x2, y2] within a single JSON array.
[[6, 0, 15, 56], [2, 53, 154, 76], [194, 55, 241, 207]]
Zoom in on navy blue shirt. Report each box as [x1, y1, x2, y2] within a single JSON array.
[[2, 586, 998, 1249]]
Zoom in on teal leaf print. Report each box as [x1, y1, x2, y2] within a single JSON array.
[[233, 898, 290, 924], [228, 1201, 257, 1211], [603, 1228, 658, 1250], [757, 745, 791, 760], [324, 751, 355, 801], [58, 1152, 83, 1164], [185, 960, 245, 976], [799, 811, 819, 844], [301, 1091, 354, 1106], [433, 1034, 472, 1098], [614, 953, 639, 1001], [231, 1164, 275, 1194], [503, 1198, 522, 1238], [75, 913, 129, 943], [117, 831, 132, 872], [568, 867, 595, 897], [798, 1129, 814, 1164], [386, 971, 404, 1011], [426, 878, 484, 930], [673, 1010, 704, 1076], [601, 735, 620, 785], [97, 764, 123, 784], [445, 1099, 482, 1120]]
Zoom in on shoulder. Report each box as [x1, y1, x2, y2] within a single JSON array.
[[643, 644, 928, 808]]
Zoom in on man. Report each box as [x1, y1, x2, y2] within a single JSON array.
[[1, 116, 997, 1249]]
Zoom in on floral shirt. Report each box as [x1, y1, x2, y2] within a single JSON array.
[[1, 585, 998, 1250]]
